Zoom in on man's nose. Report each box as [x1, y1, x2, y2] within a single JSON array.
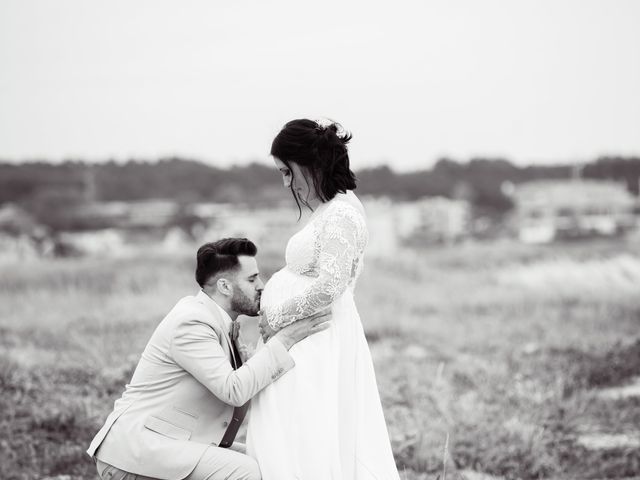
[[256, 278, 265, 291]]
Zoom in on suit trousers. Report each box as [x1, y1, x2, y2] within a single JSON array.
[[96, 444, 261, 480]]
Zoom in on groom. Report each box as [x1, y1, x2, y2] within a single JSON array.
[[87, 238, 329, 480]]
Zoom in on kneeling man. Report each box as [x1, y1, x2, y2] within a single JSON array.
[[87, 238, 329, 480]]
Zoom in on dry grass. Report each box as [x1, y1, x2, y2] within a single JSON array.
[[1, 239, 640, 480]]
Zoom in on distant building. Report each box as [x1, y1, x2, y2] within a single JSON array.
[[126, 200, 180, 228], [363, 196, 471, 254], [510, 179, 638, 243], [72, 200, 180, 229], [198, 206, 299, 254], [396, 196, 470, 245]]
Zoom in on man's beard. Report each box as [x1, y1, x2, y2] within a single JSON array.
[[231, 289, 260, 316]]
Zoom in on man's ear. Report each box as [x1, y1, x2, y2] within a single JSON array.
[[216, 278, 233, 296]]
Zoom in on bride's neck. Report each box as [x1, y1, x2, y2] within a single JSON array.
[[307, 198, 322, 211]]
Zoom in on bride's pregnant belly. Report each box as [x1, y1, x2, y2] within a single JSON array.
[[261, 267, 356, 320], [260, 267, 316, 311]]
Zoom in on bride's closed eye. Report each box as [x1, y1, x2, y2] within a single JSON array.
[[280, 169, 292, 186]]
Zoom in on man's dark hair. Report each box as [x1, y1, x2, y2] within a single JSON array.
[[195, 238, 257, 288], [271, 118, 357, 217]]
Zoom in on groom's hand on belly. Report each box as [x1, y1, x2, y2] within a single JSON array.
[[258, 317, 277, 343], [272, 308, 331, 350]]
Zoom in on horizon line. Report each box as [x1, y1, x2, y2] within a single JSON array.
[[2, 153, 640, 172]]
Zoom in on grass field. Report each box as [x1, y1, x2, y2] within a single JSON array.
[[1, 239, 640, 480]]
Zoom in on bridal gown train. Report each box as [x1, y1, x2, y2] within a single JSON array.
[[246, 191, 400, 480]]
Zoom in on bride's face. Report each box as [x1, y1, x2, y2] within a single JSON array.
[[273, 157, 318, 204]]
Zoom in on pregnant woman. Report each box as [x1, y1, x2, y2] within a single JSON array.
[[247, 119, 400, 480]]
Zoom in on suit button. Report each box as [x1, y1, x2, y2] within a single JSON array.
[[223, 421, 229, 427]]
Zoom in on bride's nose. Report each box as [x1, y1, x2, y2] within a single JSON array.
[[283, 175, 291, 188]]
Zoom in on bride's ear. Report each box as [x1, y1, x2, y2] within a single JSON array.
[[216, 278, 233, 296]]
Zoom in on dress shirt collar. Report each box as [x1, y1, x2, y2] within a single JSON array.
[[196, 289, 233, 335]]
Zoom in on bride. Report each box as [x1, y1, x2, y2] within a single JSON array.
[[246, 119, 400, 480]]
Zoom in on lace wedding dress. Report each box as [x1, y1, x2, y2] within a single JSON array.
[[246, 191, 400, 480]]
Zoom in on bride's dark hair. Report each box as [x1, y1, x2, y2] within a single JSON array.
[[270, 119, 357, 215]]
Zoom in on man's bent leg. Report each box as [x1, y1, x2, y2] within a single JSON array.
[[95, 458, 159, 480], [185, 445, 260, 480], [94, 446, 258, 480]]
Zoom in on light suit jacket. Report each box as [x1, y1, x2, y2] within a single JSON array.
[[87, 290, 294, 480]]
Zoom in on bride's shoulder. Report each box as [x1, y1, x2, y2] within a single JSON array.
[[322, 191, 367, 225], [332, 191, 365, 215]]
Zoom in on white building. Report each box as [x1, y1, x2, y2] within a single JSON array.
[[510, 179, 638, 244], [363, 196, 471, 255]]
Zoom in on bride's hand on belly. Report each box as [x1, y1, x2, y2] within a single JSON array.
[[272, 308, 332, 350]]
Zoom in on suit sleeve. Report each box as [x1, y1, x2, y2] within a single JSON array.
[[170, 319, 294, 407]]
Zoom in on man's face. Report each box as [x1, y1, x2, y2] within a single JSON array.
[[229, 256, 264, 316]]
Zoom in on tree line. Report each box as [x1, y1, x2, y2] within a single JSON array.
[[1, 156, 639, 225]]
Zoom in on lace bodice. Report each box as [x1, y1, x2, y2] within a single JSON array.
[[265, 193, 368, 329]]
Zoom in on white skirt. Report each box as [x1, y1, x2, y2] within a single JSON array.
[[246, 268, 400, 480]]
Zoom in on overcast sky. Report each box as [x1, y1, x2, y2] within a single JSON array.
[[1, 0, 639, 171]]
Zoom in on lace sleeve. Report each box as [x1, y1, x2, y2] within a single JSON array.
[[265, 203, 364, 329]]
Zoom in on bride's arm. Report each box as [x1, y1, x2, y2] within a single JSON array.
[[265, 204, 364, 329]]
